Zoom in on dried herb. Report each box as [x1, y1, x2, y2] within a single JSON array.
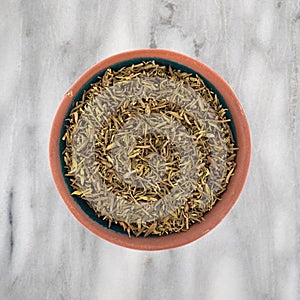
[[62, 61, 237, 237]]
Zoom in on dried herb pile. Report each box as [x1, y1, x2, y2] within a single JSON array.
[[62, 61, 237, 237]]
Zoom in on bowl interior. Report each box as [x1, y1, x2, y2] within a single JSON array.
[[59, 57, 238, 237]]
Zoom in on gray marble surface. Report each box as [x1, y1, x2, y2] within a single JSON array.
[[1, 0, 300, 299]]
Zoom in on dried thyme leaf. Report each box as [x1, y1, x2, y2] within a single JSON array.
[[63, 61, 237, 237]]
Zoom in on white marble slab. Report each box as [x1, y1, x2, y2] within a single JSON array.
[[0, 0, 299, 299]]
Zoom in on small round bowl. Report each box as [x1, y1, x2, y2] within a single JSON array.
[[49, 49, 251, 250]]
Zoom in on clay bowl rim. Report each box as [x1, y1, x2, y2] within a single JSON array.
[[49, 49, 251, 251]]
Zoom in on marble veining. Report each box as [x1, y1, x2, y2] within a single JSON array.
[[0, 0, 299, 299]]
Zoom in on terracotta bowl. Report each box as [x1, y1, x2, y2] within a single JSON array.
[[49, 49, 251, 250]]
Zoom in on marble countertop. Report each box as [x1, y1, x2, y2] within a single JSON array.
[[1, 0, 299, 299]]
